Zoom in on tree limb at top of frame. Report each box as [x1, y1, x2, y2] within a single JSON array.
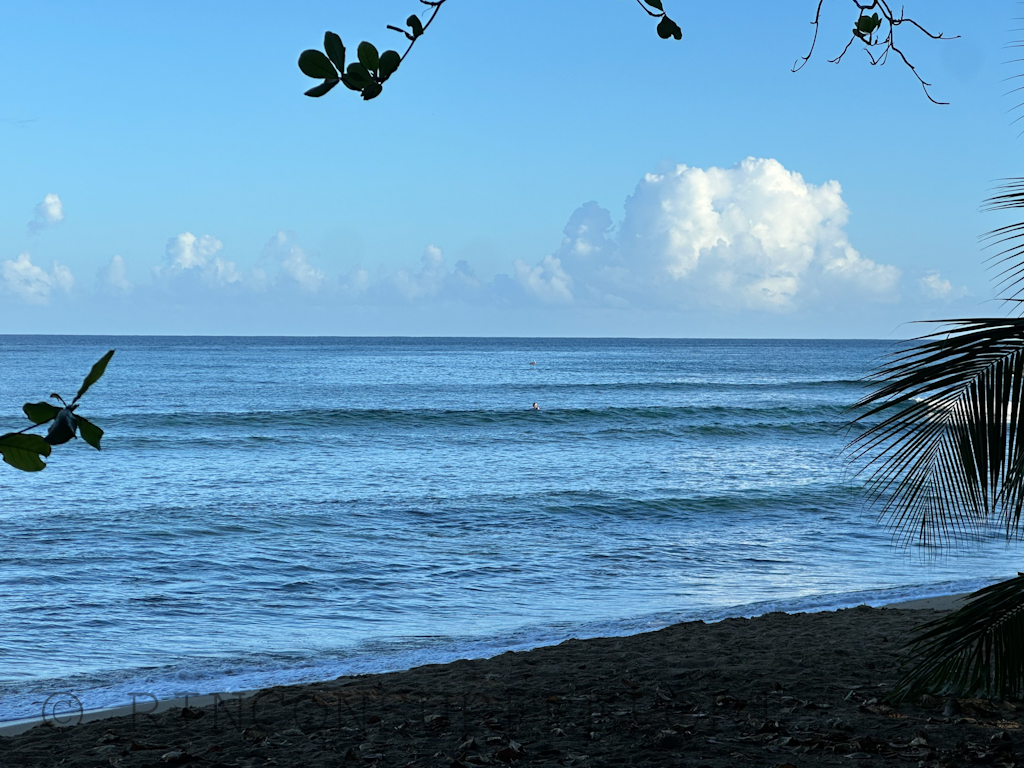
[[793, 0, 958, 105], [298, 1, 958, 104]]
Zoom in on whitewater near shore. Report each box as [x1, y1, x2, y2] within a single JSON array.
[[3, 600, 1017, 768]]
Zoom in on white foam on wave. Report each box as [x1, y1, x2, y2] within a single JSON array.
[[0, 575, 1007, 726]]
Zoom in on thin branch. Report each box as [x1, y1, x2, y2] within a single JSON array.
[[387, 25, 414, 41], [398, 0, 449, 66], [792, 0, 826, 73], [794, 0, 958, 104], [827, 35, 857, 65], [889, 42, 948, 105], [633, 0, 663, 18]]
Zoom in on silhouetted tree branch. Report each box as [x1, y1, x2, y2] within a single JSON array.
[[1, 351, 114, 471], [299, 1, 957, 103], [793, 0, 958, 105]]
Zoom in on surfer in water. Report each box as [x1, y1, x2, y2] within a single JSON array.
[[532, 402, 540, 410]]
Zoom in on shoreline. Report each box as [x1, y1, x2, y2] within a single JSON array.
[[883, 592, 973, 611], [4, 596, 1011, 767], [0, 591, 973, 740]]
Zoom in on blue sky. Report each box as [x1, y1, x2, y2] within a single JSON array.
[[0, 0, 1019, 337]]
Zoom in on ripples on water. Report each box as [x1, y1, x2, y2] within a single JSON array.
[[0, 336, 1020, 720]]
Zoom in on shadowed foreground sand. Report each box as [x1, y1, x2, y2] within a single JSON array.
[[2, 604, 1020, 768]]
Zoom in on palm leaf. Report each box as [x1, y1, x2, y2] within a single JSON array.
[[981, 178, 1024, 301], [858, 56, 1024, 707], [849, 320, 1024, 699], [892, 574, 1024, 702], [847, 317, 1024, 547]]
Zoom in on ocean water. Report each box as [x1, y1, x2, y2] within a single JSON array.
[[1, 336, 1022, 723]]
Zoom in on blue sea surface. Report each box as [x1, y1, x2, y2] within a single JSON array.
[[0, 336, 1021, 722]]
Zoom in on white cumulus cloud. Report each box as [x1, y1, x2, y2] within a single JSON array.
[[514, 255, 574, 304], [523, 157, 900, 312], [919, 271, 956, 299], [98, 254, 133, 294], [259, 231, 326, 292], [402, 248, 479, 302], [64, 158, 903, 329], [340, 266, 372, 297], [27, 193, 64, 235], [393, 245, 455, 300], [281, 248, 325, 292], [168, 232, 221, 269], [1, 253, 73, 304], [156, 232, 240, 286]]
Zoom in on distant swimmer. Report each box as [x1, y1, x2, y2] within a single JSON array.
[[532, 402, 540, 410]]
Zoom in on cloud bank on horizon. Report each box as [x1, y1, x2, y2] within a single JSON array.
[[3, 159, 961, 322]]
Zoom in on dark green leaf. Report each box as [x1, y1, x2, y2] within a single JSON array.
[[73, 350, 115, 404], [361, 81, 383, 100], [305, 79, 340, 97], [407, 15, 424, 39], [324, 32, 346, 73], [657, 15, 682, 40], [23, 401, 59, 425], [346, 62, 375, 89], [45, 408, 77, 445], [357, 41, 379, 73], [643, 0, 664, 9], [77, 416, 104, 450], [0, 433, 51, 472], [856, 13, 881, 34], [298, 49, 338, 80], [379, 50, 401, 80], [340, 74, 363, 92]]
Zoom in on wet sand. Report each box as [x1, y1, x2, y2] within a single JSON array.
[[3, 597, 1020, 768]]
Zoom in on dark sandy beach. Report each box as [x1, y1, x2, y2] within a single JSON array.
[[2, 604, 1017, 768]]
